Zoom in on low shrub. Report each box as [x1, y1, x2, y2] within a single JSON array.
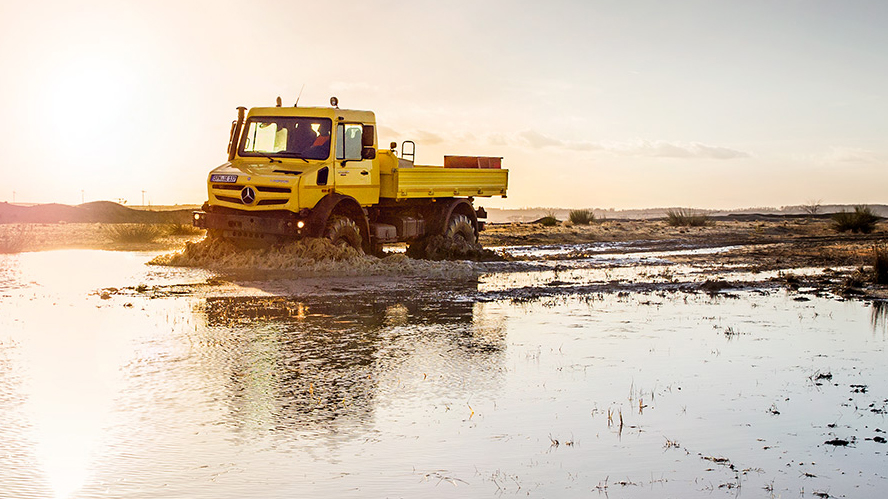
[[832, 205, 879, 234], [104, 223, 167, 243], [665, 208, 709, 227], [801, 199, 822, 216], [538, 216, 558, 227], [569, 209, 596, 225]]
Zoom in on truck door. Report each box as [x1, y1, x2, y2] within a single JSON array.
[[333, 123, 378, 205]]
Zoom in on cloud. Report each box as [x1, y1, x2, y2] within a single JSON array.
[[566, 141, 602, 152], [609, 139, 751, 159], [414, 129, 444, 145], [377, 125, 399, 137], [380, 127, 443, 145], [691, 143, 751, 160], [519, 130, 562, 148], [821, 146, 880, 164], [792, 146, 882, 166], [515, 130, 749, 159]]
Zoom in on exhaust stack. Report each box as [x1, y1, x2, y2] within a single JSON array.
[[227, 106, 247, 161]]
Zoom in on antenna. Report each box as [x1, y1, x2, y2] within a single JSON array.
[[294, 84, 305, 107]]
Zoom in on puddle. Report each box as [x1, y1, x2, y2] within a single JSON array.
[[495, 239, 728, 260], [1, 249, 887, 498]]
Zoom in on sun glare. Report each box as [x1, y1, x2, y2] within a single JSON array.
[[40, 55, 141, 161]]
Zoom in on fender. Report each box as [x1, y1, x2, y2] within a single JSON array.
[[433, 198, 478, 237], [305, 193, 370, 246]]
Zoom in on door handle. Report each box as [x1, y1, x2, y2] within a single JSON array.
[[360, 170, 369, 176]]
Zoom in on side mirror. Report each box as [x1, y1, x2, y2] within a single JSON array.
[[361, 147, 376, 160]]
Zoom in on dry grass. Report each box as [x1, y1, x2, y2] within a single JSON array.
[[103, 223, 168, 243], [665, 208, 709, 227], [569, 209, 596, 225], [166, 223, 205, 236], [0, 224, 34, 254], [832, 205, 879, 234]]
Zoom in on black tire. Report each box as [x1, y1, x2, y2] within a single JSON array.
[[444, 213, 476, 244], [325, 215, 363, 252]]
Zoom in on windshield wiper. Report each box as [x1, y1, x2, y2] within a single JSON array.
[[263, 155, 281, 163]]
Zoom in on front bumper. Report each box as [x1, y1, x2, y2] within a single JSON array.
[[193, 210, 307, 241]]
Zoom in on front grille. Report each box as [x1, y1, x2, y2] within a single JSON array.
[[214, 183, 291, 206], [256, 186, 291, 193], [216, 195, 242, 204], [213, 184, 291, 194]]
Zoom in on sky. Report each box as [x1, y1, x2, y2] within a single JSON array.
[[1, 0, 886, 210]]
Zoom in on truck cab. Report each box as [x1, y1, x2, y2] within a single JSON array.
[[209, 106, 379, 213]]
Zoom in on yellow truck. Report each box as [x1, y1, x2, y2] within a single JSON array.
[[193, 98, 508, 255]]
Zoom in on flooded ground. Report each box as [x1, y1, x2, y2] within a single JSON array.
[[1, 246, 887, 498]]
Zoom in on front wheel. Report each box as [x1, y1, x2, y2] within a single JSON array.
[[324, 216, 363, 253]]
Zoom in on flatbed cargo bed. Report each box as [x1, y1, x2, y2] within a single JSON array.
[[380, 166, 508, 200]]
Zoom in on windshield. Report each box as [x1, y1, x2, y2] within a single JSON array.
[[239, 116, 332, 161]]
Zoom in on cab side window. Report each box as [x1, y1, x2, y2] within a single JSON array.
[[336, 124, 363, 161]]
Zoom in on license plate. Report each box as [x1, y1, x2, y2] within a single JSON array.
[[211, 174, 238, 183]]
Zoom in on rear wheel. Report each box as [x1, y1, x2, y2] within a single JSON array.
[[407, 213, 477, 259], [324, 215, 363, 252], [444, 214, 476, 245]]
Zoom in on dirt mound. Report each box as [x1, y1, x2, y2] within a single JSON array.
[[150, 237, 477, 278]]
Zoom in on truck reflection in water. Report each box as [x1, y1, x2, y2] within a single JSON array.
[[200, 295, 506, 440], [872, 299, 888, 335]]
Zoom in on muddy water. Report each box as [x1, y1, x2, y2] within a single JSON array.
[[1, 249, 887, 498]]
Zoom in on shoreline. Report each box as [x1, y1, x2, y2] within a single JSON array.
[[2, 218, 883, 303]]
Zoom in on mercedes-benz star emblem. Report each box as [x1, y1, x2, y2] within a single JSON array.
[[240, 186, 256, 205]]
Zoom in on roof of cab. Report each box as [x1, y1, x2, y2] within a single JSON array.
[[247, 106, 376, 122]]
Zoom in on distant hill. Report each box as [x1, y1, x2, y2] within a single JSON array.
[[0, 201, 196, 224]]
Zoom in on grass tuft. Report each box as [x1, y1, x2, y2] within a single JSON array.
[[103, 223, 167, 243], [832, 205, 879, 234], [569, 208, 596, 225], [665, 208, 709, 227]]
